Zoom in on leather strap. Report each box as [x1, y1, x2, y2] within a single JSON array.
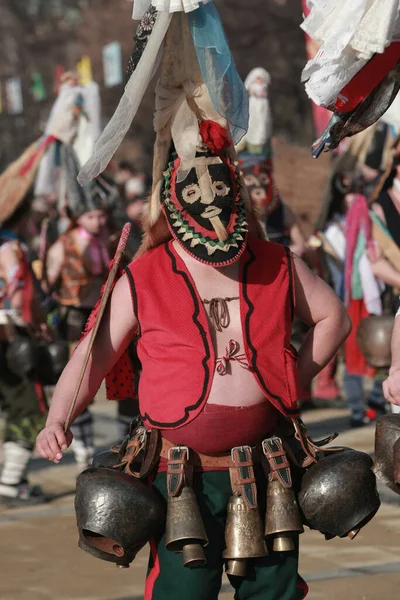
[[167, 446, 190, 497], [113, 425, 147, 477], [229, 446, 257, 509], [140, 428, 161, 478], [160, 436, 262, 470], [262, 437, 292, 488]]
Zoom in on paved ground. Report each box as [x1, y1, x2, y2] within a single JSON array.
[[1, 397, 399, 600]]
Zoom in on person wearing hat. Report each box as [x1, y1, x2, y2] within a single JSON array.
[[35, 7, 354, 599], [45, 190, 111, 471], [0, 190, 48, 506]]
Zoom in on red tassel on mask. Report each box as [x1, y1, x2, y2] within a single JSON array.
[[199, 120, 231, 154]]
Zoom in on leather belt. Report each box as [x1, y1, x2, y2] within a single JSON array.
[[160, 436, 263, 470]]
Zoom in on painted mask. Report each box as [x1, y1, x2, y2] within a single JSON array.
[[162, 145, 248, 266], [241, 156, 280, 219]]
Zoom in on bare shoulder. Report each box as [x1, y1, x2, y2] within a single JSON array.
[[109, 272, 137, 328]]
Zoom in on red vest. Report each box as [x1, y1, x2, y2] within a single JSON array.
[[122, 236, 301, 429]]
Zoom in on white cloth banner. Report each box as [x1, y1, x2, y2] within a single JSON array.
[[78, 11, 173, 184], [301, 0, 400, 107]]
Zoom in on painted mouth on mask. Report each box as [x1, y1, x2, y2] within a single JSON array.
[[201, 206, 222, 219]]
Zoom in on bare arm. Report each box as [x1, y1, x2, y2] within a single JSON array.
[[383, 314, 400, 406], [46, 240, 65, 288], [370, 258, 400, 288], [36, 274, 137, 461], [293, 254, 352, 389], [0, 244, 25, 313]]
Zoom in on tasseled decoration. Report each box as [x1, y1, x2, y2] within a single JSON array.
[[199, 120, 231, 155]]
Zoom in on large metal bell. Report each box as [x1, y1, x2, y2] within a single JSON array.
[[222, 495, 268, 576], [374, 414, 400, 495], [265, 479, 304, 552], [75, 467, 165, 567], [356, 314, 394, 368], [298, 448, 380, 538], [165, 485, 208, 568]]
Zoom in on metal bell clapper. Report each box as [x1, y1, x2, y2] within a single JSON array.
[[264, 479, 304, 552], [223, 494, 268, 577], [165, 484, 209, 567]]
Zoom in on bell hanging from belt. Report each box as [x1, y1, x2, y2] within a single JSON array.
[[222, 494, 268, 577], [165, 448, 209, 570], [264, 479, 304, 551], [263, 437, 304, 552]]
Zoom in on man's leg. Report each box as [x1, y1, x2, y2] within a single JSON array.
[[229, 541, 307, 600], [343, 370, 366, 425], [228, 467, 307, 600], [70, 409, 95, 471], [0, 361, 47, 505], [146, 470, 231, 600]]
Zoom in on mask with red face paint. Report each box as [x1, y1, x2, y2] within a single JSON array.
[[161, 123, 248, 266]]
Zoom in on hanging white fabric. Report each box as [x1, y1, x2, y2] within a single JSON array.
[[78, 11, 172, 185], [301, 0, 400, 108]]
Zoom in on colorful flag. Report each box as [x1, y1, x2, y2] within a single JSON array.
[[31, 72, 47, 101], [6, 77, 23, 115], [102, 41, 123, 88], [77, 55, 93, 86], [301, 0, 331, 137]]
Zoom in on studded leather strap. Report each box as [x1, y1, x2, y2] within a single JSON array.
[[167, 446, 190, 497], [229, 446, 257, 509], [262, 437, 292, 488]]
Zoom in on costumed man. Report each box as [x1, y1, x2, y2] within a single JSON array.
[[322, 172, 400, 425], [45, 185, 111, 471], [35, 7, 359, 600], [237, 68, 309, 253], [0, 190, 48, 505], [36, 71, 116, 471], [237, 67, 318, 407]]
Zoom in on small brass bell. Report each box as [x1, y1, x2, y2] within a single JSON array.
[[165, 485, 208, 567], [265, 479, 304, 552], [223, 494, 268, 576]]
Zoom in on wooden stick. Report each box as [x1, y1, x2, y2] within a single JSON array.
[[64, 223, 131, 432]]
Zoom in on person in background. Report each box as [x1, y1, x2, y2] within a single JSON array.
[[323, 172, 400, 426], [46, 196, 110, 471], [383, 307, 400, 412], [0, 193, 48, 505]]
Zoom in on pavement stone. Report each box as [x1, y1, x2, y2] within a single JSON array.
[[0, 399, 399, 599]]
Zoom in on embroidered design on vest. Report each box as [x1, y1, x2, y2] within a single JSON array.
[[203, 296, 239, 331], [216, 339, 250, 375]]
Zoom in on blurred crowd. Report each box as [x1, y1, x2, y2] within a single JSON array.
[[1, 67, 400, 508]]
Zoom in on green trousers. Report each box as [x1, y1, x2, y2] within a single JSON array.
[[145, 469, 308, 600]]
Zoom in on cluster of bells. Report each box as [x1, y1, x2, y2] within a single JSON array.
[[164, 475, 303, 577], [74, 443, 383, 571], [73, 303, 399, 569]]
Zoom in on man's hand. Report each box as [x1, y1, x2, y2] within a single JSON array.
[[36, 422, 73, 463], [383, 369, 400, 406]]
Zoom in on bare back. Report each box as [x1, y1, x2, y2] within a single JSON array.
[[173, 241, 266, 408]]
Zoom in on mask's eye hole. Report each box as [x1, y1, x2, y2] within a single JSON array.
[[182, 184, 201, 204], [258, 173, 270, 185], [212, 181, 230, 196], [244, 174, 258, 187], [251, 188, 267, 203]]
